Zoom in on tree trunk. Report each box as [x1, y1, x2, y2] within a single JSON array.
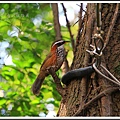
[[57, 3, 120, 116]]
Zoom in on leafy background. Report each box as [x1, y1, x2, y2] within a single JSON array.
[[0, 3, 80, 116]]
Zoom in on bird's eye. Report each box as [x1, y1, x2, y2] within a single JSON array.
[[57, 41, 65, 46]]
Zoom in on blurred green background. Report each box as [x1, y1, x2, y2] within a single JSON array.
[[0, 3, 80, 116]]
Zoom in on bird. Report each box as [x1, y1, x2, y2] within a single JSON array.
[[31, 39, 69, 95]]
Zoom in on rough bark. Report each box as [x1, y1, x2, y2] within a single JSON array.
[[57, 3, 120, 116]]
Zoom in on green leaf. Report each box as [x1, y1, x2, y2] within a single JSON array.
[[3, 4, 9, 10], [31, 99, 40, 104], [0, 99, 6, 105], [19, 37, 30, 41], [0, 35, 3, 41]]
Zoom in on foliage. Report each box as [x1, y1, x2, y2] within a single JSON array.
[[0, 3, 77, 116], [0, 3, 55, 116]]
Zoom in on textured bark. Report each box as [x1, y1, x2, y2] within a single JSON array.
[[57, 3, 120, 116], [101, 3, 120, 116]]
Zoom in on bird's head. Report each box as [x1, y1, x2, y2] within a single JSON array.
[[51, 40, 69, 51]]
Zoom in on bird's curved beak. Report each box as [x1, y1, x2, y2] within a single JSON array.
[[64, 41, 70, 43]]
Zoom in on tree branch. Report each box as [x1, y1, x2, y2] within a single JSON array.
[[76, 4, 87, 14], [73, 87, 119, 116], [51, 3, 62, 40], [48, 67, 66, 97], [61, 3, 75, 54]]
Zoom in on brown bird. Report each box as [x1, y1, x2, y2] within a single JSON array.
[[31, 39, 69, 95]]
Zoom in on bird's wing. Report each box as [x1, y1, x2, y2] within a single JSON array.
[[40, 51, 57, 71]]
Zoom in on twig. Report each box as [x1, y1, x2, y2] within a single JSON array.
[[76, 4, 87, 14], [48, 67, 66, 97], [61, 3, 75, 53], [73, 87, 119, 116], [102, 3, 119, 51]]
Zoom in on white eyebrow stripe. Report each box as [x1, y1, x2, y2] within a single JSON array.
[[52, 40, 64, 47]]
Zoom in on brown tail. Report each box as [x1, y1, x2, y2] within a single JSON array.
[[31, 73, 45, 95]]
